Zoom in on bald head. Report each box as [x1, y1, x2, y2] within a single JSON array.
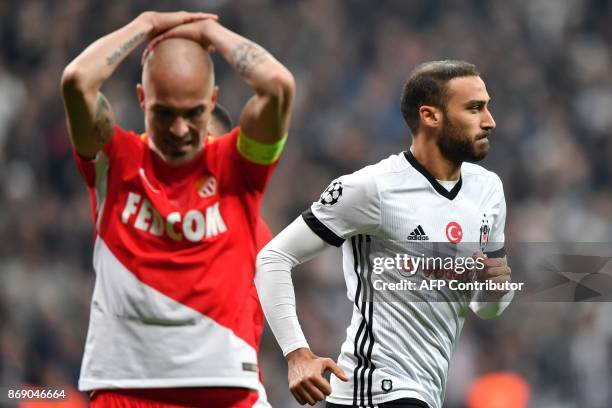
[[137, 38, 219, 166], [143, 38, 214, 90]]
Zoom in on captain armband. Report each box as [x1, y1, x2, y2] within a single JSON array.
[[236, 129, 287, 165]]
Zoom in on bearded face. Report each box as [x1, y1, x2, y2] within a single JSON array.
[[435, 76, 495, 164], [436, 114, 490, 164]]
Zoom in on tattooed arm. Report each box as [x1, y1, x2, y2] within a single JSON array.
[[60, 11, 216, 158], [230, 33, 295, 144], [209, 22, 295, 143], [152, 20, 295, 144]]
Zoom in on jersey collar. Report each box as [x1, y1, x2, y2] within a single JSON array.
[[403, 151, 462, 200]]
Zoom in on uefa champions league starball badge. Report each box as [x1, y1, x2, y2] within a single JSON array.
[[319, 181, 343, 206]]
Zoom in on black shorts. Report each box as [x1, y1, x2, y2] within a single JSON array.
[[326, 397, 430, 408]]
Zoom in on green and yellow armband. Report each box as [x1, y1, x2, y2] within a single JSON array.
[[236, 129, 287, 165]]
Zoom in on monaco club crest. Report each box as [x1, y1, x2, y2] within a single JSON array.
[[197, 176, 217, 198]]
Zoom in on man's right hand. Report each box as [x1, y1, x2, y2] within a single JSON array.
[[139, 11, 218, 40], [287, 348, 348, 406]]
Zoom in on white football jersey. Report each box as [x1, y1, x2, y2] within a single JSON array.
[[302, 151, 507, 408]]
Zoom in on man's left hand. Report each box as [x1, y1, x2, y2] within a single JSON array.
[[473, 251, 511, 297], [148, 19, 218, 53]]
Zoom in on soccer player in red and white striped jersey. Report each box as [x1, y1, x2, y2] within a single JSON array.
[[61, 11, 294, 407]]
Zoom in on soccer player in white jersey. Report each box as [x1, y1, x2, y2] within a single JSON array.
[[255, 60, 513, 408]]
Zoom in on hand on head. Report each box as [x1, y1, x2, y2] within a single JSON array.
[[142, 16, 218, 65], [142, 11, 218, 39]]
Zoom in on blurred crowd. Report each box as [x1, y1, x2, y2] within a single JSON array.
[[1, 0, 611, 407]]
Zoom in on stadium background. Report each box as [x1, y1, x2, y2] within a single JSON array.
[[1, 0, 611, 407]]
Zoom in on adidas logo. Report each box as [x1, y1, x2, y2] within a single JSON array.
[[407, 225, 429, 241]]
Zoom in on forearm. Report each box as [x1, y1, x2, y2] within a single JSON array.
[[60, 15, 151, 158], [61, 14, 151, 94], [203, 21, 293, 98], [470, 289, 514, 319], [256, 247, 310, 355], [255, 217, 330, 356]]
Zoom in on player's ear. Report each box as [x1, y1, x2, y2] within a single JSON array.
[[419, 105, 442, 129], [136, 83, 146, 112], [210, 85, 219, 109]]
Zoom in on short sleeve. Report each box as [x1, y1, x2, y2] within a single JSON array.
[[214, 127, 278, 193], [301, 171, 381, 247], [484, 176, 506, 258], [72, 126, 127, 188], [71, 126, 138, 228]]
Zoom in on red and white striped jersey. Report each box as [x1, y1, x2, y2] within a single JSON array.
[[74, 126, 276, 391]]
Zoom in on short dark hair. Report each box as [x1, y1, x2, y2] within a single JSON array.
[[400, 60, 480, 134], [211, 104, 233, 134]]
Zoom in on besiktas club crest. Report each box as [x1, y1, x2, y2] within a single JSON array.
[[480, 214, 490, 251], [381, 378, 393, 392]]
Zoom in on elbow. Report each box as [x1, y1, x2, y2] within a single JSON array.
[[61, 63, 97, 95], [255, 248, 271, 277], [275, 69, 296, 101], [255, 249, 267, 270], [266, 69, 296, 112], [256, 247, 280, 271], [279, 71, 296, 109], [255, 246, 296, 280], [254, 249, 274, 291], [61, 64, 83, 92]]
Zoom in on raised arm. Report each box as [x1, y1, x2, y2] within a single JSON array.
[[60, 11, 216, 158], [150, 19, 295, 144]]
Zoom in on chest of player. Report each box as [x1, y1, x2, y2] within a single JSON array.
[[101, 165, 252, 246], [378, 187, 492, 248]]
